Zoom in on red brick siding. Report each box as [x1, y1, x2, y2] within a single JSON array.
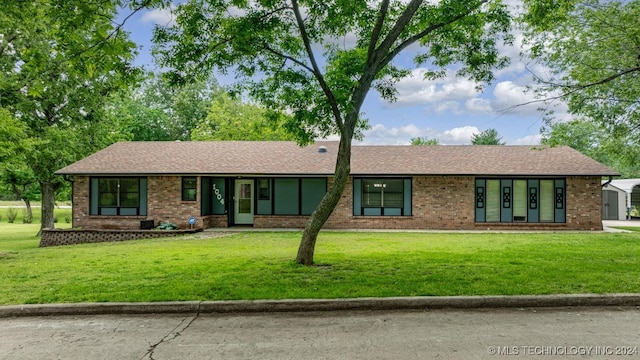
[[72, 176, 204, 230], [72, 175, 603, 231]]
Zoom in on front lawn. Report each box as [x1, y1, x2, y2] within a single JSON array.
[[0, 225, 639, 305]]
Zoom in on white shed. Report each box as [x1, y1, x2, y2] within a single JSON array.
[[602, 179, 640, 220]]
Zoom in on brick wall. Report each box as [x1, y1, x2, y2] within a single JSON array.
[[147, 176, 202, 229], [565, 176, 603, 230], [72, 176, 205, 230], [40, 228, 202, 247], [325, 176, 476, 230], [72, 175, 603, 231]]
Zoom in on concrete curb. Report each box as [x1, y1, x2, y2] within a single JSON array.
[[1, 294, 639, 318]]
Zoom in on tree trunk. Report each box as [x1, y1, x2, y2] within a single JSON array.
[[296, 135, 353, 265], [23, 198, 33, 223], [40, 181, 56, 231]]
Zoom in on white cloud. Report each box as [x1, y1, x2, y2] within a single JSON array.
[[355, 124, 480, 145], [492, 81, 540, 114], [439, 126, 480, 145], [140, 7, 176, 27], [465, 98, 493, 114], [511, 134, 542, 145], [390, 69, 481, 107]]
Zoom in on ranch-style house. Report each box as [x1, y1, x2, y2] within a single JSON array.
[[55, 141, 618, 231]]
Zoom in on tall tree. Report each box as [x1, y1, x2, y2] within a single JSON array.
[[523, 0, 640, 146], [154, 0, 513, 265], [191, 93, 296, 141], [106, 72, 218, 141], [0, 1, 142, 230], [470, 128, 505, 145], [541, 120, 640, 178], [0, 107, 37, 221]]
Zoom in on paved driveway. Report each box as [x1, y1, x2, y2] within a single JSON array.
[[1, 307, 638, 359]]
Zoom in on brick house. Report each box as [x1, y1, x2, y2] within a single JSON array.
[[56, 141, 618, 231]]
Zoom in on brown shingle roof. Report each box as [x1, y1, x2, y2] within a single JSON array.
[[56, 141, 619, 176]]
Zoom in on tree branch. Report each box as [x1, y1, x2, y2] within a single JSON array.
[[263, 45, 314, 73], [540, 66, 640, 91], [381, 0, 488, 71], [0, 32, 19, 58], [290, 0, 344, 131], [366, 0, 390, 66]]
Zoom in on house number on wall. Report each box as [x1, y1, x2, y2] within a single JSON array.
[[212, 184, 225, 205]]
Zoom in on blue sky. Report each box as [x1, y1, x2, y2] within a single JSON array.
[[120, 3, 569, 145]]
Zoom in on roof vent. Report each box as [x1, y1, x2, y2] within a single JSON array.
[[318, 145, 328, 153]]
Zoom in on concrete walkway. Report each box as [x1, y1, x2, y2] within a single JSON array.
[[603, 220, 640, 232]]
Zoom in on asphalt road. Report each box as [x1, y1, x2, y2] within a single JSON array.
[[1, 307, 639, 360]]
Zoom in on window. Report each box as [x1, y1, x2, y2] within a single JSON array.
[[539, 180, 554, 222], [258, 179, 270, 200], [485, 180, 500, 222], [475, 178, 565, 223], [513, 180, 527, 222], [91, 177, 146, 216], [355, 178, 411, 216], [182, 177, 197, 201]]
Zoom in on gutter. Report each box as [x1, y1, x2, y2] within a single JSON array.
[[601, 176, 613, 188]]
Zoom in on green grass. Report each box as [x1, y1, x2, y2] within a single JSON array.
[[0, 226, 639, 305], [0, 206, 72, 225], [612, 226, 640, 232]]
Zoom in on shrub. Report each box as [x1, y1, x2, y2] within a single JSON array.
[[6, 207, 17, 223], [21, 209, 33, 224], [64, 215, 72, 223], [53, 216, 59, 223], [157, 221, 179, 230]]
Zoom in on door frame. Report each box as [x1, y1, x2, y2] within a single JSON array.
[[234, 179, 254, 225]]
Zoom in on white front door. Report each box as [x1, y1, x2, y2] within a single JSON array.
[[234, 180, 254, 225]]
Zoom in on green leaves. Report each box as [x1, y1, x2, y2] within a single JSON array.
[[523, 0, 640, 147], [470, 128, 505, 145], [191, 92, 296, 141], [153, 0, 514, 141], [0, 0, 144, 228]]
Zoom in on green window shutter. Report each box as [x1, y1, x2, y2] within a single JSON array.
[[475, 179, 486, 222], [403, 179, 412, 216], [274, 178, 299, 215], [301, 178, 326, 215], [353, 179, 362, 216], [500, 179, 512, 223], [554, 179, 566, 223], [201, 177, 211, 215], [527, 179, 539, 222], [90, 178, 99, 215], [139, 178, 147, 216]]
